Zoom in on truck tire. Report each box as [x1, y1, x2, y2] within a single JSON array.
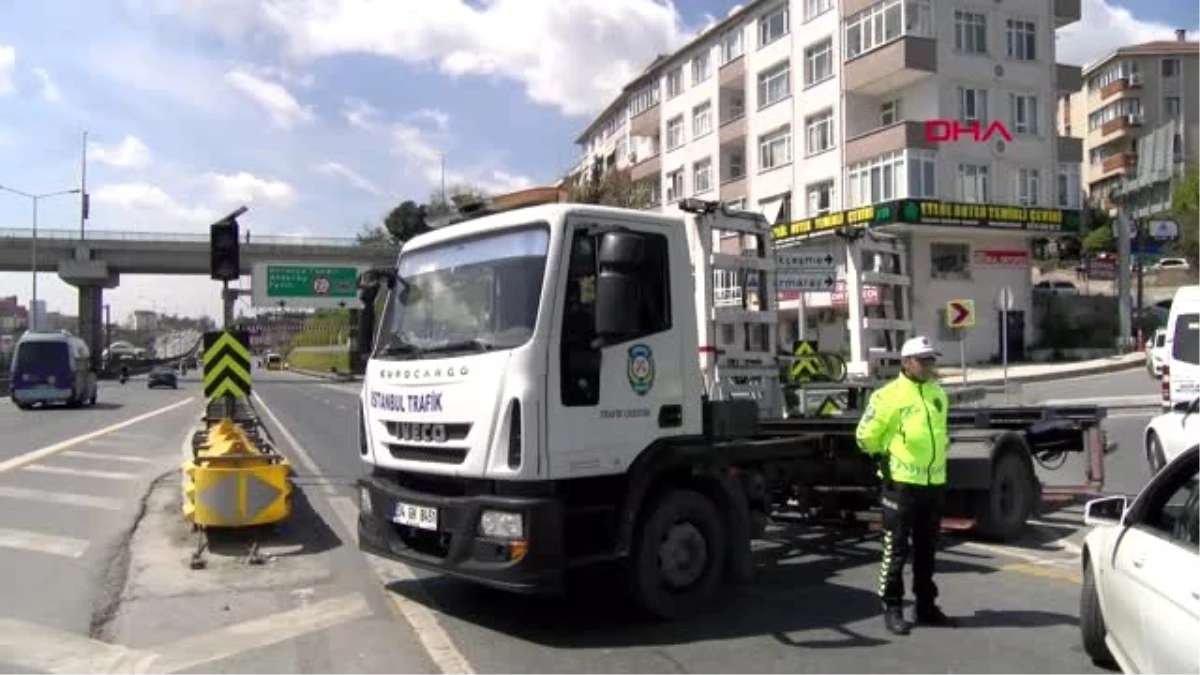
[[975, 450, 1037, 541], [628, 489, 726, 619], [1080, 559, 1116, 668]]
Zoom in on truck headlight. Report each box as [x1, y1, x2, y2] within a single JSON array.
[[478, 510, 523, 539]]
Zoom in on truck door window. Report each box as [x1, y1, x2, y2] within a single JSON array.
[[561, 230, 600, 406]]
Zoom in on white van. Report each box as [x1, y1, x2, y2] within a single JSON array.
[[1162, 285, 1200, 409]]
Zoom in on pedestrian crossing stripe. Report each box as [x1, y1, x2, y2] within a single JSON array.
[[788, 339, 820, 382], [203, 330, 252, 399]]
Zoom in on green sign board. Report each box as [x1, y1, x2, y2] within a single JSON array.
[[252, 263, 364, 309]]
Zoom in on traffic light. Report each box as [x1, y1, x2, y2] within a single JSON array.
[[210, 218, 240, 281]]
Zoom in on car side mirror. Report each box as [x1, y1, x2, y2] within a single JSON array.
[[1083, 495, 1129, 527], [1172, 399, 1196, 415], [594, 231, 646, 341]]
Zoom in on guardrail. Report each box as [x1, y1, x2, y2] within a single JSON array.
[[0, 228, 395, 249]]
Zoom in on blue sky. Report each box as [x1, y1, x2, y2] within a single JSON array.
[[0, 0, 1195, 323]]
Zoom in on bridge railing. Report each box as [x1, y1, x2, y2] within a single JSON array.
[[0, 228, 395, 249]]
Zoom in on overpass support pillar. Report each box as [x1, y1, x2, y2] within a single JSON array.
[[60, 260, 119, 364]]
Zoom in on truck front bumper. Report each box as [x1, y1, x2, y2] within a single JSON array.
[[357, 473, 567, 594]]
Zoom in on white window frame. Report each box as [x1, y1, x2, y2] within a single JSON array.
[[1005, 19, 1036, 61], [806, 180, 834, 216], [757, 60, 791, 109], [720, 29, 744, 64], [759, 5, 790, 47], [1164, 96, 1183, 119], [846, 150, 933, 207], [805, 109, 835, 156], [759, 125, 792, 172], [1015, 167, 1040, 206], [880, 99, 901, 126], [957, 163, 990, 202], [725, 147, 746, 181], [693, 101, 713, 138], [804, 38, 833, 87], [844, 0, 932, 60], [692, 51, 711, 85], [907, 149, 936, 198], [666, 115, 686, 150], [629, 83, 659, 116], [954, 10, 987, 54], [1056, 163, 1080, 209], [666, 67, 684, 99], [694, 158, 714, 194], [805, 0, 832, 21], [958, 87, 989, 123], [1010, 93, 1039, 135], [666, 168, 684, 203]]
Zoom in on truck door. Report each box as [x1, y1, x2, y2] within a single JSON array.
[[545, 217, 685, 479]]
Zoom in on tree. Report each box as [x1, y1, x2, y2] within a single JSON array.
[[1166, 163, 1199, 266], [426, 184, 489, 218], [1082, 223, 1114, 254], [382, 200, 429, 243], [565, 166, 652, 209], [356, 222, 390, 245], [376, 184, 490, 245]]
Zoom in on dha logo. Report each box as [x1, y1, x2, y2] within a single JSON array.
[[924, 120, 1014, 143]]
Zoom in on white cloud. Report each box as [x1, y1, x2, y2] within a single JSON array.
[[342, 97, 383, 132], [89, 135, 152, 168], [205, 171, 297, 204], [231, 62, 316, 88], [0, 45, 15, 96], [224, 70, 315, 129], [1057, 0, 1198, 67], [31, 67, 60, 102], [93, 183, 216, 225], [315, 161, 383, 195], [410, 108, 451, 132]]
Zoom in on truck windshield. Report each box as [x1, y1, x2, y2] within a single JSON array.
[[378, 225, 549, 358]]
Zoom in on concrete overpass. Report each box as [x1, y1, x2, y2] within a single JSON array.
[[0, 227, 398, 364]]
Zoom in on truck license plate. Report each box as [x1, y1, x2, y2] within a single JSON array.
[[393, 502, 438, 531]]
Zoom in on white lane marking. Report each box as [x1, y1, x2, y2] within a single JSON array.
[[0, 617, 155, 674], [250, 392, 335, 498], [0, 486, 122, 510], [329, 496, 475, 675], [320, 383, 360, 395], [0, 398, 195, 476], [62, 450, 152, 464], [0, 527, 89, 558], [24, 464, 136, 481], [145, 593, 372, 674]]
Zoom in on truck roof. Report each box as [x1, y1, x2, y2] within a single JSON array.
[[403, 202, 686, 254]]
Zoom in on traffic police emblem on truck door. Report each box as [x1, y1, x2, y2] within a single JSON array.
[[627, 344, 655, 395]]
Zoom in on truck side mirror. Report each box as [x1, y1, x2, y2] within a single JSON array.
[[594, 231, 645, 340], [357, 284, 380, 357]]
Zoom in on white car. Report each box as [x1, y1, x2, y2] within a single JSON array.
[[1145, 328, 1167, 379], [1145, 398, 1200, 474], [1079, 445, 1198, 673]]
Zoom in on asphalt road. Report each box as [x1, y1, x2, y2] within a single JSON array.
[[0, 367, 1155, 673]]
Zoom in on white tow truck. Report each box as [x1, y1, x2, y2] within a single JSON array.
[[353, 198, 1109, 618]]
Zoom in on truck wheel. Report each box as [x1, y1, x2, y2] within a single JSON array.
[[976, 450, 1037, 541], [1080, 559, 1116, 668], [628, 489, 726, 619]]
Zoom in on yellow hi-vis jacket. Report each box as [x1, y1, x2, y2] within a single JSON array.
[[855, 373, 950, 486]]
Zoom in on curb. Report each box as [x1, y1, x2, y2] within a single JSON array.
[[952, 358, 1143, 387], [288, 367, 359, 383]]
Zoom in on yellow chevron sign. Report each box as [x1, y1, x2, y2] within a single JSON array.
[[203, 330, 252, 399]]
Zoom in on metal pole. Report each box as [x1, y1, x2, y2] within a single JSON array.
[[80, 130, 88, 239], [1135, 218, 1145, 345], [1116, 208, 1132, 352], [959, 331, 967, 388], [1001, 304, 1009, 404], [31, 197, 38, 331]]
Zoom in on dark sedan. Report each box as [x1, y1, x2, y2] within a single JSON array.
[[147, 367, 178, 389]]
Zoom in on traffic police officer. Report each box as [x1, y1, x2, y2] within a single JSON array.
[[855, 336, 954, 635]]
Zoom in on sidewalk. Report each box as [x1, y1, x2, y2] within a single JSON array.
[[938, 352, 1144, 387]]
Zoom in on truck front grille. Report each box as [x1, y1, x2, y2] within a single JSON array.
[[387, 444, 468, 464]]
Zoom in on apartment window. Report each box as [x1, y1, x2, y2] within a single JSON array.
[[666, 67, 683, 98], [725, 147, 746, 181], [629, 83, 660, 116], [720, 29, 744, 63], [1006, 19, 1036, 61], [806, 180, 834, 216], [694, 158, 714, 194], [954, 11, 987, 54], [881, 100, 901, 126], [930, 242, 971, 281], [806, 109, 835, 155], [1162, 58, 1181, 77], [667, 115, 685, 150], [844, 0, 931, 60], [908, 149, 936, 197], [1165, 96, 1183, 119], [805, 39, 833, 86], [759, 125, 792, 171], [846, 151, 904, 206], [726, 198, 746, 211], [957, 163, 990, 202], [693, 101, 713, 137], [1088, 60, 1140, 91], [693, 51, 711, 84], [958, 87, 989, 123], [1056, 163, 1080, 209], [760, 5, 789, 47], [666, 168, 684, 202], [757, 60, 791, 109], [725, 89, 746, 121], [1010, 94, 1039, 135], [760, 192, 792, 225], [1015, 167, 1040, 206], [1087, 98, 1143, 131], [805, 0, 832, 21]]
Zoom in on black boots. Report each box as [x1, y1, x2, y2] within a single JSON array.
[[883, 606, 910, 635], [915, 605, 956, 627]]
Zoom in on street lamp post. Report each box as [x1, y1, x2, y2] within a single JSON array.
[[0, 184, 83, 330]]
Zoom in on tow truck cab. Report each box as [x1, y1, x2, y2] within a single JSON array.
[[355, 201, 729, 596]]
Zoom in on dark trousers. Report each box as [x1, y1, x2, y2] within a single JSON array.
[[878, 482, 945, 610]]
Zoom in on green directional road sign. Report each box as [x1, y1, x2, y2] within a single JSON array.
[[252, 263, 365, 309]]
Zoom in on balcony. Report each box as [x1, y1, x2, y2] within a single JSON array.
[[630, 153, 662, 182], [630, 104, 661, 137], [1057, 136, 1083, 163], [718, 56, 745, 88], [844, 121, 934, 165], [841, 0, 875, 16], [1054, 0, 1081, 28], [844, 37, 937, 96], [1101, 114, 1143, 138], [1056, 64, 1082, 93], [1101, 77, 1142, 100], [719, 114, 747, 145], [1101, 152, 1137, 174]]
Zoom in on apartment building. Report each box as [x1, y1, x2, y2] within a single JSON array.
[[573, 0, 1084, 365], [1059, 31, 1199, 206]]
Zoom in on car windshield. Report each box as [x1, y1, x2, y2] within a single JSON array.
[[1173, 313, 1199, 366], [377, 225, 549, 358]]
